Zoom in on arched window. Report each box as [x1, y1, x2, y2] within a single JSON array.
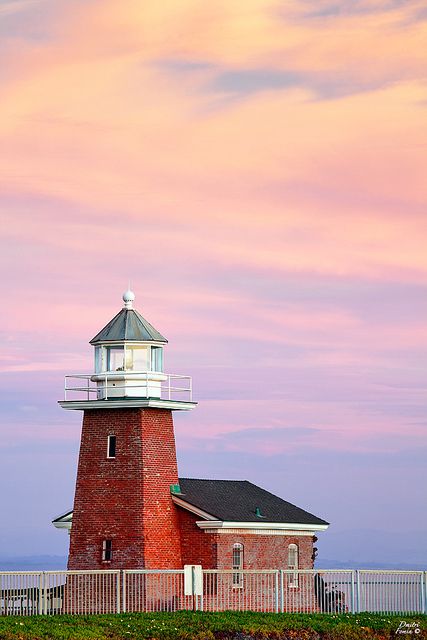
[[288, 543, 299, 587], [232, 543, 244, 588]]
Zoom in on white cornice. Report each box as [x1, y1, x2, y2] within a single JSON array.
[[59, 399, 197, 411], [196, 528, 316, 536], [52, 520, 72, 530], [196, 521, 329, 532]]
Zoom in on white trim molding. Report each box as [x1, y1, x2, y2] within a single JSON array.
[[59, 399, 197, 411], [171, 496, 217, 521], [52, 510, 72, 532], [197, 528, 318, 536], [196, 521, 329, 533]]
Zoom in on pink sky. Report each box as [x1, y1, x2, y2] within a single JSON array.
[[0, 0, 426, 563]]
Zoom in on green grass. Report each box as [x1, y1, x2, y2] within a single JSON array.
[[0, 611, 426, 640]]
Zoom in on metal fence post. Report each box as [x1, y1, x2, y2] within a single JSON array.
[[200, 571, 204, 612], [42, 572, 48, 615], [274, 571, 279, 613], [279, 570, 284, 613], [419, 572, 424, 614], [38, 572, 44, 615], [355, 570, 361, 613], [122, 570, 127, 613], [191, 565, 197, 611], [424, 571, 427, 614], [350, 570, 356, 613], [116, 571, 121, 614]]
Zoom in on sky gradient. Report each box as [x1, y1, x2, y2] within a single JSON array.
[[0, 0, 426, 565]]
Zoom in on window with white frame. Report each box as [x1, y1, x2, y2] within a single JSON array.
[[288, 543, 299, 587], [125, 346, 148, 372], [102, 539, 113, 562], [232, 543, 244, 587], [150, 346, 163, 372], [106, 346, 124, 371], [95, 346, 102, 373]]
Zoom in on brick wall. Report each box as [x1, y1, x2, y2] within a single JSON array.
[[216, 533, 314, 570], [176, 507, 314, 570], [177, 505, 218, 567], [68, 407, 182, 570]]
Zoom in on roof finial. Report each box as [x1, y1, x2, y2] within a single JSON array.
[[122, 288, 135, 310]]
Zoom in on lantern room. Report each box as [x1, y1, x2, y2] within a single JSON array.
[[60, 291, 195, 408], [89, 290, 167, 399]]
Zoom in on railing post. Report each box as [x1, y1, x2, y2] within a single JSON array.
[[87, 377, 90, 401], [350, 570, 356, 613], [189, 377, 192, 402], [424, 571, 427, 614], [168, 375, 171, 401], [200, 571, 204, 612], [122, 570, 127, 613], [279, 569, 284, 613], [274, 571, 279, 613], [419, 571, 424, 614], [64, 377, 67, 401], [192, 565, 196, 611], [116, 571, 121, 614], [105, 373, 108, 400], [355, 570, 361, 613], [42, 572, 48, 615], [38, 572, 44, 615]]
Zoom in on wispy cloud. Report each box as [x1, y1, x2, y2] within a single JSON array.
[[0, 0, 426, 555]]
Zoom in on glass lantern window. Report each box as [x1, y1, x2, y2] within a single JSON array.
[[151, 347, 163, 372], [106, 346, 125, 371], [125, 346, 148, 372], [95, 347, 102, 373]]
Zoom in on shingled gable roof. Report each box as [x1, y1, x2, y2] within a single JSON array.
[[52, 478, 328, 528], [176, 478, 329, 526], [90, 308, 167, 344]]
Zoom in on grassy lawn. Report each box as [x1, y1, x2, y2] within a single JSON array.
[[0, 611, 426, 640]]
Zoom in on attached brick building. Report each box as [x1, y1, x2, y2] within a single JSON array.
[[53, 291, 328, 573]]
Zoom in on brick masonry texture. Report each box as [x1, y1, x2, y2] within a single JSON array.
[[68, 407, 315, 572], [68, 407, 182, 570], [178, 507, 315, 570]]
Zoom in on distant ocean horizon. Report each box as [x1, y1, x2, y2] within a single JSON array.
[[0, 555, 425, 572]]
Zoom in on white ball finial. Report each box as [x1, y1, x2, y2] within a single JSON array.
[[122, 289, 135, 310]]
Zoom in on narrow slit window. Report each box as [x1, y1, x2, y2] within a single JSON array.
[[232, 543, 244, 588], [107, 435, 116, 458], [288, 543, 299, 587], [102, 539, 112, 562]]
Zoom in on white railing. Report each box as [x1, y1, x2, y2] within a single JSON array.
[[64, 372, 193, 402], [1, 569, 426, 616]]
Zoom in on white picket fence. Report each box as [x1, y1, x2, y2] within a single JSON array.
[[1, 569, 426, 616]]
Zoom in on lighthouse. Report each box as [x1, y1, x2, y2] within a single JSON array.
[[54, 290, 329, 578], [59, 291, 196, 570]]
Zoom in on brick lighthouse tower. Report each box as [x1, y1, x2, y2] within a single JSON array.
[[60, 290, 196, 570]]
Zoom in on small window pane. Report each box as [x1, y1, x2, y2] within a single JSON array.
[[107, 347, 124, 371], [288, 544, 299, 587], [151, 347, 163, 372], [125, 346, 148, 372], [232, 543, 243, 587], [107, 435, 116, 458], [95, 347, 102, 373], [102, 539, 112, 561]]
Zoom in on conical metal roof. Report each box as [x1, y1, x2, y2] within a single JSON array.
[[90, 308, 167, 344]]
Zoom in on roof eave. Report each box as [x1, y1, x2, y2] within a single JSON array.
[[89, 338, 168, 345], [196, 521, 329, 532], [171, 495, 218, 520]]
